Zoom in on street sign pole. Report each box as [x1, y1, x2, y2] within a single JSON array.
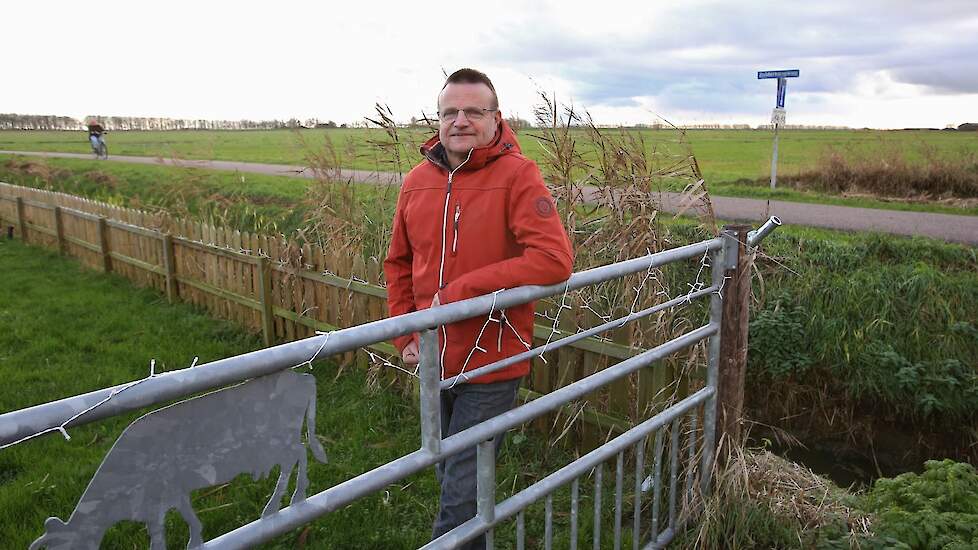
[[758, 70, 799, 190], [770, 123, 780, 191]]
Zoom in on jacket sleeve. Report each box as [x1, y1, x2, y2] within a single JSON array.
[[439, 160, 574, 304], [383, 188, 417, 352]]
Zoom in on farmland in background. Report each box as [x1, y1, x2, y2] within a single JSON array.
[[2, 128, 976, 207]]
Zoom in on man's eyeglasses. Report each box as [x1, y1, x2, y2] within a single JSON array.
[[438, 107, 497, 123]]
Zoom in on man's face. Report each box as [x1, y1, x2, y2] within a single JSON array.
[[438, 82, 501, 162]]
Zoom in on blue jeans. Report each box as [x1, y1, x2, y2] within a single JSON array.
[[433, 377, 521, 549]]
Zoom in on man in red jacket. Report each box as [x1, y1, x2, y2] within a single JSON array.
[[384, 68, 573, 547]]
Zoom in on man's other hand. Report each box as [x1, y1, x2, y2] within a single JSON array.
[[402, 340, 420, 365]]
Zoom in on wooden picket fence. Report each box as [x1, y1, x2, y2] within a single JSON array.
[[0, 181, 676, 446]]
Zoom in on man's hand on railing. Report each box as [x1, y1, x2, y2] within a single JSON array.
[[402, 292, 441, 365], [402, 341, 420, 365]]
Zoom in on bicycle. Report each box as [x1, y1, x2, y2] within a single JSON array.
[[90, 134, 109, 160]]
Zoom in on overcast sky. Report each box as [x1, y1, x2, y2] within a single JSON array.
[[4, 0, 977, 128]]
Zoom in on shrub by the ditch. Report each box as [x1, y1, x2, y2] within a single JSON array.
[[849, 344, 978, 421], [861, 460, 978, 549], [748, 292, 813, 378]]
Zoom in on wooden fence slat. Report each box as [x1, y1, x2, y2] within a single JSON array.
[[16, 197, 27, 241], [257, 255, 275, 348], [162, 234, 177, 303], [96, 217, 112, 273], [54, 206, 66, 255]]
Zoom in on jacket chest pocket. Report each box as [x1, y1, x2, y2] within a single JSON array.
[[450, 203, 461, 256]]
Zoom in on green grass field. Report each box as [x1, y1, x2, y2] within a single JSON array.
[[2, 127, 975, 188], [3, 145, 978, 220]]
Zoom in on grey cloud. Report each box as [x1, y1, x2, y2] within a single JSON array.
[[479, 0, 978, 112], [884, 41, 978, 94]]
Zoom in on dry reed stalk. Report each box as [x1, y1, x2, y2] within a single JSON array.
[[529, 91, 721, 431]]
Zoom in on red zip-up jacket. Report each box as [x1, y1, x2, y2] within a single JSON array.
[[383, 121, 574, 383]]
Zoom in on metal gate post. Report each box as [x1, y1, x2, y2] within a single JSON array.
[[700, 229, 738, 496], [476, 439, 496, 549], [419, 328, 442, 454]]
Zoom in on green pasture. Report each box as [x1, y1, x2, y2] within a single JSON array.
[[2, 127, 975, 189], [3, 146, 977, 220]]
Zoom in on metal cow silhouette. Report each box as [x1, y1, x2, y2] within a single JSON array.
[[30, 369, 327, 550]]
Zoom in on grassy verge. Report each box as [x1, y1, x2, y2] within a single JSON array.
[[707, 179, 978, 216], [739, 224, 978, 470], [0, 155, 397, 240]]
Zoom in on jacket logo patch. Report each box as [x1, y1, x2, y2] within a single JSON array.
[[534, 197, 555, 218]]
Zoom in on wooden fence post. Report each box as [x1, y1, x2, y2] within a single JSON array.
[[54, 206, 66, 255], [717, 224, 752, 446], [257, 256, 275, 347], [161, 233, 178, 303], [96, 216, 112, 272], [15, 197, 27, 241]]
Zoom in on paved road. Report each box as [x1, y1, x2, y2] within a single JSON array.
[[3, 150, 976, 246]]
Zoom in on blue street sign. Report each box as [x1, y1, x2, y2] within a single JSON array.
[[776, 78, 787, 108], [758, 69, 800, 79]]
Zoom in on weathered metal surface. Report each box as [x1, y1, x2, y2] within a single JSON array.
[[29, 370, 326, 550]]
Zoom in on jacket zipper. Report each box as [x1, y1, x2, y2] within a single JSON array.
[[451, 204, 461, 256], [438, 149, 473, 290]]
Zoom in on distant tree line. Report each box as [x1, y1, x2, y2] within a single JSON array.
[[5, 112, 972, 132], [0, 114, 358, 131]]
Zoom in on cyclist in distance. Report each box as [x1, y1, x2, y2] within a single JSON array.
[[86, 119, 108, 159]]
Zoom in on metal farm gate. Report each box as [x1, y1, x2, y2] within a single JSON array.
[[1, 218, 781, 549]]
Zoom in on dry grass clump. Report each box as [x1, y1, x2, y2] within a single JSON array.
[[729, 448, 870, 532], [686, 443, 875, 549], [82, 170, 120, 190], [3, 158, 72, 185], [784, 141, 978, 199], [295, 106, 407, 266]]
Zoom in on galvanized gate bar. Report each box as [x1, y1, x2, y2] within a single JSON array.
[[202, 326, 717, 549], [422, 388, 713, 549], [0, 238, 722, 446], [632, 438, 645, 550], [442, 284, 718, 387], [699, 235, 735, 496], [419, 329, 442, 454], [615, 451, 624, 550]]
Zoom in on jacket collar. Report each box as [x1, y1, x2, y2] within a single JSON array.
[[420, 119, 522, 172]]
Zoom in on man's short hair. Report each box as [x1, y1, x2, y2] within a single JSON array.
[[441, 68, 499, 109]]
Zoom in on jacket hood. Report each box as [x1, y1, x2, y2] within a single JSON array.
[[420, 119, 522, 171]]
